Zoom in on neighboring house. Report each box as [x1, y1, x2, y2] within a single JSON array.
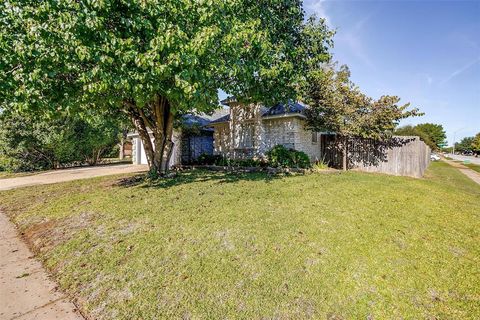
[[208, 98, 322, 161], [128, 111, 228, 166]]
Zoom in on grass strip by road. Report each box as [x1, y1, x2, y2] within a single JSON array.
[[0, 162, 479, 319], [464, 163, 480, 173]]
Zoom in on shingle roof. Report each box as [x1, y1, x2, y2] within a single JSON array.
[[183, 108, 230, 127], [209, 101, 306, 124], [209, 113, 231, 124], [182, 114, 212, 127], [262, 101, 305, 117]]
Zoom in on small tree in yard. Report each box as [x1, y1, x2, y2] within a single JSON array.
[[0, 1, 332, 176], [304, 65, 422, 170]]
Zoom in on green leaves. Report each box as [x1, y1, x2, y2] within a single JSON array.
[[305, 63, 422, 140], [472, 133, 480, 153], [395, 123, 446, 150], [0, 0, 334, 142]]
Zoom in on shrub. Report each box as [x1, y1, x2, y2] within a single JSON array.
[[0, 112, 123, 172], [197, 154, 223, 165], [214, 157, 263, 167], [266, 145, 311, 168], [312, 160, 329, 171]]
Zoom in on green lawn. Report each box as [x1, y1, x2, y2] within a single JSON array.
[[0, 171, 38, 179], [0, 162, 479, 319], [464, 163, 480, 173], [450, 160, 480, 173]]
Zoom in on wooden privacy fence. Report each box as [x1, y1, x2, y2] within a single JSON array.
[[320, 135, 431, 178]]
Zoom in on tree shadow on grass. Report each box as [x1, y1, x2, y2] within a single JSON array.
[[115, 169, 286, 189]]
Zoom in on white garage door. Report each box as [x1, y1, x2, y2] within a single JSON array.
[[140, 139, 148, 164], [136, 136, 179, 167]]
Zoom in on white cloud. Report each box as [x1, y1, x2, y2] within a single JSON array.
[[336, 11, 376, 69], [304, 1, 378, 69], [440, 57, 480, 85], [340, 32, 374, 68], [304, 0, 332, 27]]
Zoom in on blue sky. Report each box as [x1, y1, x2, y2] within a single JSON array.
[[304, 0, 480, 145]]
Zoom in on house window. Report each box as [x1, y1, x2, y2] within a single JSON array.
[[311, 132, 318, 144]]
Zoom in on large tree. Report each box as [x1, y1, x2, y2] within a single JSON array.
[[395, 125, 435, 149], [1, 0, 330, 175], [304, 64, 421, 170], [395, 123, 446, 150], [414, 123, 446, 150]]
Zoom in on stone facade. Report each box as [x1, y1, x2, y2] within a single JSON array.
[[211, 103, 322, 161]]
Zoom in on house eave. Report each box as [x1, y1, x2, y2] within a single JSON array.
[[262, 113, 306, 121]]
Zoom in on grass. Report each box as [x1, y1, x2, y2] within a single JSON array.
[[464, 163, 480, 173], [449, 160, 480, 174], [0, 162, 479, 319], [0, 171, 39, 179]]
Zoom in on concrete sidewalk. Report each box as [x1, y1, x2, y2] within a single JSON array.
[[0, 213, 84, 320], [0, 164, 148, 191], [443, 159, 480, 185]]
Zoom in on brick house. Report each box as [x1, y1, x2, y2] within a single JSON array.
[[208, 98, 322, 162], [128, 98, 430, 177], [129, 100, 322, 167]]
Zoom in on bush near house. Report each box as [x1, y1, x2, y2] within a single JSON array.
[[196, 154, 224, 166], [196, 154, 266, 168], [266, 145, 311, 169], [195, 146, 310, 169]]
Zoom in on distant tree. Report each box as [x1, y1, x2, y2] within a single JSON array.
[[0, 112, 66, 171], [415, 123, 447, 150], [395, 125, 434, 149], [395, 123, 446, 150], [0, 1, 332, 176], [304, 64, 421, 170], [455, 136, 474, 153], [441, 146, 453, 154], [0, 111, 123, 172], [69, 114, 123, 165], [472, 133, 480, 155]]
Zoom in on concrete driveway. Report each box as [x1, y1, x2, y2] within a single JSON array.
[[0, 164, 148, 191], [0, 164, 148, 320]]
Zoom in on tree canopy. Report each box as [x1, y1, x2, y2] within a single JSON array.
[[395, 123, 446, 150], [472, 133, 480, 155], [0, 111, 123, 171], [1, 0, 332, 174], [303, 64, 421, 169], [454, 136, 474, 153]]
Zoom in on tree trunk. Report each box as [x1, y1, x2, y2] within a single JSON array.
[[119, 136, 125, 160], [124, 95, 175, 176], [342, 136, 348, 171]]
